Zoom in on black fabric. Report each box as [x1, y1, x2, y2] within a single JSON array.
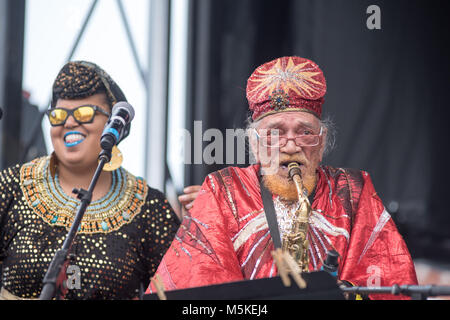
[[0, 158, 180, 300], [186, 0, 450, 261], [0, 0, 25, 169], [259, 173, 282, 249]]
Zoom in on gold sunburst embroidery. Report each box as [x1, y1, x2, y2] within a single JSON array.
[[249, 57, 323, 100]]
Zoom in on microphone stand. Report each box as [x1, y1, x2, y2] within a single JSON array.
[[39, 148, 112, 300], [340, 284, 450, 300], [321, 250, 450, 300]]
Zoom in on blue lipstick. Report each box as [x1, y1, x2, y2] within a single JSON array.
[[64, 131, 86, 148]]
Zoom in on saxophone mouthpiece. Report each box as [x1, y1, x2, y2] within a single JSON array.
[[288, 162, 302, 179]]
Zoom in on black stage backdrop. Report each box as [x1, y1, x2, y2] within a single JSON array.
[[184, 0, 450, 262]]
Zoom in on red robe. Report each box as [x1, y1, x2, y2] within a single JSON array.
[[148, 165, 417, 299]]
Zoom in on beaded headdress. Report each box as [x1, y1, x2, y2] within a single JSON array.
[[51, 61, 130, 144], [246, 56, 327, 121]]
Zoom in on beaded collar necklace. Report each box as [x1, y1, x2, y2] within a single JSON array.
[[20, 156, 148, 234]]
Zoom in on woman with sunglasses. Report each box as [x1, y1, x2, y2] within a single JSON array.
[[0, 61, 180, 300]]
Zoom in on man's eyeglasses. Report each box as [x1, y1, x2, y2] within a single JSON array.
[[46, 105, 110, 126], [254, 127, 323, 147]]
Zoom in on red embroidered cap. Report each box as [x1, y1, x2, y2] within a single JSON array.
[[246, 56, 327, 121]]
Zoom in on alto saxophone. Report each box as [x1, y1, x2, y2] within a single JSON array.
[[281, 162, 312, 273]]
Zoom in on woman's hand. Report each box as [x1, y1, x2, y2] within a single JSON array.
[[178, 185, 201, 212]]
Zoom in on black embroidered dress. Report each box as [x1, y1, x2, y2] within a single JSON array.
[[0, 156, 180, 299]]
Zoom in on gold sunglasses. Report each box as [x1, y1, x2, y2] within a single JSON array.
[[46, 105, 110, 126]]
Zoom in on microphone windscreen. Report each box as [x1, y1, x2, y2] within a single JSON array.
[[112, 102, 135, 121]]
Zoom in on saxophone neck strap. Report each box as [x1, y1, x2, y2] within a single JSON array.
[[259, 171, 282, 249]]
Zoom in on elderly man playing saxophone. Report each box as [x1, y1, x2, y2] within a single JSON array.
[[149, 56, 418, 299]]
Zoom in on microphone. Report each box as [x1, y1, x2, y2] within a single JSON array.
[[100, 102, 135, 150], [322, 250, 339, 277]]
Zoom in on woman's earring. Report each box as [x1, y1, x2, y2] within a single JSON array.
[[49, 152, 58, 178], [102, 145, 123, 171]]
